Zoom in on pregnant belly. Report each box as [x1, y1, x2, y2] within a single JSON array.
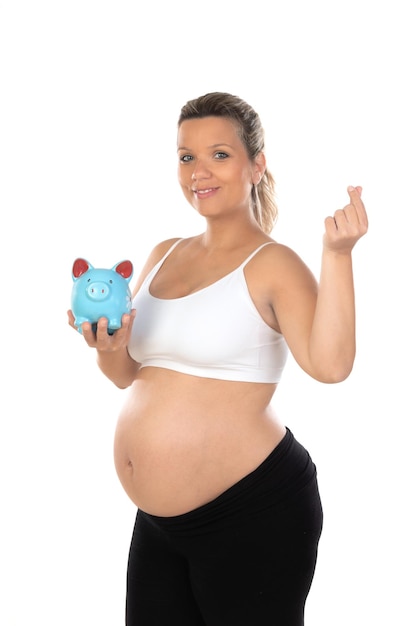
[[113, 370, 284, 516]]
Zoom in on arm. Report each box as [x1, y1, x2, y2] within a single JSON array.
[[67, 238, 182, 389], [308, 249, 357, 382], [88, 313, 140, 388], [272, 186, 368, 383], [311, 185, 368, 381], [67, 309, 140, 389]]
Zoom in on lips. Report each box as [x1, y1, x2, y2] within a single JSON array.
[[192, 187, 218, 198]]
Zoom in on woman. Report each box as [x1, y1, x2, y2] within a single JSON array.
[[69, 92, 368, 625]]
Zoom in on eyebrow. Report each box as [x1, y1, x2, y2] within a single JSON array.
[[177, 143, 235, 152]]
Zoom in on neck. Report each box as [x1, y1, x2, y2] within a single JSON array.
[[201, 217, 264, 251]]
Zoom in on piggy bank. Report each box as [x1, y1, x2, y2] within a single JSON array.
[[71, 258, 134, 334]]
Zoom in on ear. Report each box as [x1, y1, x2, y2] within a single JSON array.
[[72, 258, 91, 280], [252, 152, 266, 185], [114, 260, 134, 281]]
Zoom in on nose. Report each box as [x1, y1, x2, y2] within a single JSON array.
[[191, 159, 211, 181], [87, 281, 110, 301]]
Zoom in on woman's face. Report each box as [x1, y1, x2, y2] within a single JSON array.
[[177, 116, 263, 220]]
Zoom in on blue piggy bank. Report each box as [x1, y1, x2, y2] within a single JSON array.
[[71, 258, 134, 334]]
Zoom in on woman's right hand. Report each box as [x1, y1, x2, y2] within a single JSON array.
[[67, 309, 137, 352]]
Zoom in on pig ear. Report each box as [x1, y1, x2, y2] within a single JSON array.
[[114, 260, 133, 280], [72, 258, 91, 280]]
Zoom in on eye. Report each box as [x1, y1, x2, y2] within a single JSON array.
[[214, 151, 229, 160], [179, 154, 193, 163]]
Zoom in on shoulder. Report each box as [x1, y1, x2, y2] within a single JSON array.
[[243, 239, 318, 335], [246, 239, 318, 297], [149, 237, 184, 260], [250, 240, 314, 276]]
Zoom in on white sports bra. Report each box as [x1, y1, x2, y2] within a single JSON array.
[[128, 240, 288, 383]]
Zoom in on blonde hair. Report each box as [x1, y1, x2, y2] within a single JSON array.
[[178, 92, 278, 234]]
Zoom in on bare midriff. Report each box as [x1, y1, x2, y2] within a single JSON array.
[[113, 366, 286, 517]]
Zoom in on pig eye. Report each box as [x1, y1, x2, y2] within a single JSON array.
[[87, 278, 91, 282], [109, 279, 113, 284]]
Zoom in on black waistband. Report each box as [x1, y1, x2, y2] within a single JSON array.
[[139, 428, 317, 536]]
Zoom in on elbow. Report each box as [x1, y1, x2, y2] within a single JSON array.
[[112, 374, 137, 390], [313, 359, 355, 384], [114, 381, 131, 390], [307, 349, 356, 384], [103, 374, 135, 390], [317, 369, 352, 384]]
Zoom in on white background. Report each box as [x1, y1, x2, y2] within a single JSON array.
[[1, 1, 416, 624]]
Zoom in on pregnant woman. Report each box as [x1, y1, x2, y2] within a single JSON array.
[[69, 91, 368, 626]]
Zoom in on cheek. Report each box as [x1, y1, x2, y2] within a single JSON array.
[[237, 168, 255, 193], [177, 166, 190, 189], [177, 171, 194, 202]]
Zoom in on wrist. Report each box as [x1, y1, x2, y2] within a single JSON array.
[[322, 245, 353, 259]]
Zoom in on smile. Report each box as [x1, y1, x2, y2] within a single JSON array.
[[192, 187, 218, 197]]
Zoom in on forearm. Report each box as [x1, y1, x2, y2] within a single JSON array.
[[96, 347, 140, 389], [309, 249, 356, 382]]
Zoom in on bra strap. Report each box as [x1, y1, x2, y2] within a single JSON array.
[[240, 242, 276, 268]]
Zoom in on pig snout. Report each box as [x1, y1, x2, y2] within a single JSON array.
[[86, 281, 110, 301]]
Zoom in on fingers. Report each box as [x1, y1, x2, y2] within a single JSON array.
[[67, 309, 76, 327], [85, 311, 136, 351], [81, 320, 98, 345], [346, 185, 368, 228], [332, 185, 368, 231], [323, 186, 368, 252], [67, 309, 84, 335], [69, 309, 137, 351], [348, 185, 362, 198]]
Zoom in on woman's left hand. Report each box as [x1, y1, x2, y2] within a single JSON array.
[[323, 186, 368, 253]]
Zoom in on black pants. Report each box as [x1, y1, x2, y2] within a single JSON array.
[[126, 429, 323, 625]]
